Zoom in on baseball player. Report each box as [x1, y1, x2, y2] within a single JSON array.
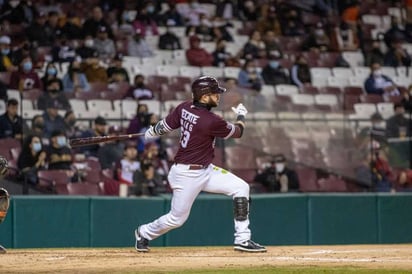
[[135, 76, 266, 253], [0, 155, 10, 254]]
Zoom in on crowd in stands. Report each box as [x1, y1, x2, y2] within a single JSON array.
[[0, 0, 412, 195]]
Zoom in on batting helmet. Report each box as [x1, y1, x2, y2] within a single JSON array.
[[191, 76, 226, 101]]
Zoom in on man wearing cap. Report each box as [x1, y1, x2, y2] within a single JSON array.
[[79, 116, 108, 157], [254, 154, 300, 193], [0, 98, 26, 140], [0, 35, 17, 72], [42, 98, 66, 138], [93, 25, 116, 60], [186, 35, 213, 67]]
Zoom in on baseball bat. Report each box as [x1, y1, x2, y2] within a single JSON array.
[[69, 133, 145, 148]]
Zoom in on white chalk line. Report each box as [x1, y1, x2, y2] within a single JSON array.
[[274, 256, 412, 263], [303, 249, 398, 255], [45, 256, 66, 261]]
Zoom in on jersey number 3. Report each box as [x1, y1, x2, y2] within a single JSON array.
[[180, 129, 191, 148]]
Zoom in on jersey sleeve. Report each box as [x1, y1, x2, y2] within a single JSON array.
[[209, 115, 236, 139], [164, 105, 182, 130]]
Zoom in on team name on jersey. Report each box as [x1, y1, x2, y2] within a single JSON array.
[[181, 109, 199, 124]]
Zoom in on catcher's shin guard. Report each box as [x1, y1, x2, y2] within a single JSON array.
[[233, 197, 249, 221]]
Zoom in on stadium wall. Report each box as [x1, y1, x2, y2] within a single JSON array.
[[0, 194, 411, 248]]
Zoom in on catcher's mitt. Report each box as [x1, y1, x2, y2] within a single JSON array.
[[0, 156, 8, 176], [0, 188, 9, 224]]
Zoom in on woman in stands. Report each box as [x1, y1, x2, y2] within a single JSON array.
[[17, 135, 47, 186], [62, 59, 90, 93], [41, 62, 63, 91]]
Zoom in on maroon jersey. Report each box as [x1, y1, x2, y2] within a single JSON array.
[[164, 101, 240, 165]]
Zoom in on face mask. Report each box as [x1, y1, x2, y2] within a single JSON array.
[[57, 136, 66, 147], [147, 5, 155, 13], [34, 122, 44, 129], [23, 61, 32, 71], [85, 39, 94, 47], [315, 29, 324, 36], [68, 119, 76, 126], [276, 163, 285, 173], [47, 67, 57, 75], [269, 61, 279, 69], [32, 142, 42, 152], [373, 69, 382, 77], [1, 48, 10, 55]]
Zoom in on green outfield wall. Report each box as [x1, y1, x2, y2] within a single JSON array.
[[0, 193, 411, 248]]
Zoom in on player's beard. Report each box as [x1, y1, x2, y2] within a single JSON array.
[[207, 96, 218, 108]]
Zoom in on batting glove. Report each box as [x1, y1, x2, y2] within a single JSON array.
[[144, 126, 158, 141], [231, 103, 248, 117]]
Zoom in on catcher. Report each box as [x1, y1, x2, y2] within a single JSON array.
[[0, 155, 10, 254]]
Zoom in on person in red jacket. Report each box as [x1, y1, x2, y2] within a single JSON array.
[[185, 35, 213, 67]]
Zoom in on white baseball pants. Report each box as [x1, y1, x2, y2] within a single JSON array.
[[139, 163, 251, 244]]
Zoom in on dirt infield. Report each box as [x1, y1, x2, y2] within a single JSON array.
[[1, 244, 412, 273]]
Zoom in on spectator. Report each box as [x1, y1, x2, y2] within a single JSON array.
[[93, 26, 116, 61], [290, 55, 311, 88], [383, 39, 412, 67], [46, 129, 73, 171], [364, 62, 400, 97], [261, 52, 290, 86], [140, 142, 169, 179], [254, 154, 300, 192], [301, 22, 331, 53], [9, 55, 42, 91], [76, 35, 99, 60], [123, 74, 153, 100], [178, 0, 209, 26], [210, 17, 234, 42], [132, 161, 167, 196], [51, 34, 77, 63], [97, 125, 125, 169], [263, 30, 283, 59], [44, 11, 61, 45], [355, 148, 394, 192], [216, 0, 239, 20], [114, 9, 134, 36], [79, 116, 108, 157], [160, 3, 184, 26], [0, 0, 35, 25], [279, 7, 305, 37], [158, 23, 182, 50], [386, 103, 411, 138], [114, 141, 141, 185], [126, 103, 150, 135], [107, 53, 130, 85], [17, 135, 47, 186], [136, 114, 160, 153], [82, 6, 113, 38], [237, 59, 264, 92], [186, 35, 213, 67], [241, 30, 266, 60], [358, 112, 387, 149], [25, 11, 50, 47], [212, 38, 232, 67], [0, 35, 17, 72], [256, 5, 281, 36], [132, 3, 159, 37], [189, 13, 214, 42], [42, 99, 66, 138], [63, 110, 81, 139], [41, 63, 63, 90], [127, 30, 155, 58], [395, 170, 412, 192], [0, 98, 25, 140], [384, 16, 408, 49], [81, 57, 108, 84], [331, 21, 359, 51], [365, 40, 385, 67], [37, 78, 71, 111], [60, 12, 84, 40], [239, 0, 258, 21], [400, 84, 412, 113], [25, 115, 45, 140], [62, 59, 90, 93]]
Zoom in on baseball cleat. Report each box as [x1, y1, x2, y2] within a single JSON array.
[[234, 240, 267, 253], [135, 228, 150, 252], [0, 244, 6, 254]]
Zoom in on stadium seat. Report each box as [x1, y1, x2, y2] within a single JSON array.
[[353, 103, 377, 119], [342, 51, 365, 67], [179, 65, 201, 78], [37, 170, 71, 189], [348, 76, 366, 87], [353, 66, 371, 78], [332, 67, 354, 78], [56, 182, 103, 195], [223, 67, 241, 79], [361, 94, 384, 104], [377, 102, 394, 119], [275, 84, 299, 96], [327, 77, 349, 88], [295, 167, 318, 192], [157, 65, 180, 77], [381, 66, 397, 78], [87, 99, 113, 113], [201, 66, 225, 78], [69, 99, 88, 113]]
